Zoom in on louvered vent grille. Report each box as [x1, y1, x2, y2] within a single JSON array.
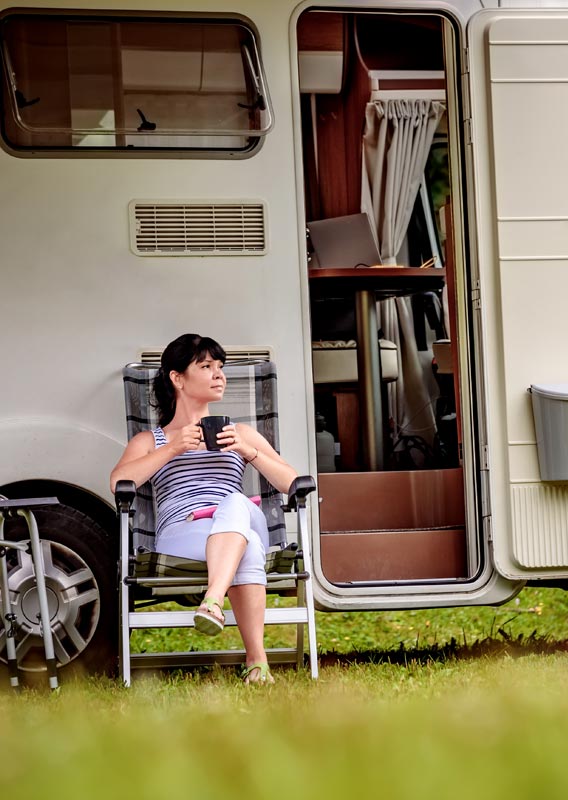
[[130, 202, 267, 256], [138, 347, 272, 366]]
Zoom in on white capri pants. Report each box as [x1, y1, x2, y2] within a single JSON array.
[[155, 493, 269, 586]]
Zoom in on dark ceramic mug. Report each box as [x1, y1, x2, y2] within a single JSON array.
[[199, 415, 231, 451]]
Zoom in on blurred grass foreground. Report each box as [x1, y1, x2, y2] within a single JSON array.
[[2, 586, 568, 800]]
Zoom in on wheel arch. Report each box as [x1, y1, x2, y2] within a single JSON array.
[[0, 479, 117, 546]]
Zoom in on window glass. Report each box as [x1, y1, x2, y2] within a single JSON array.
[[0, 12, 273, 153]]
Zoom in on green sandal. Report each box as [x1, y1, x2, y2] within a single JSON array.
[[242, 662, 274, 684], [194, 597, 225, 636]]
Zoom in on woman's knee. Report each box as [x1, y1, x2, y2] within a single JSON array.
[[232, 532, 266, 585], [217, 492, 250, 515], [210, 493, 251, 539]]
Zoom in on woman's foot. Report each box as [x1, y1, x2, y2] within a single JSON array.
[[194, 596, 225, 636], [242, 662, 274, 684]]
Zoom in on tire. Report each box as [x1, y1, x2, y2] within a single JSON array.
[[0, 504, 117, 684]]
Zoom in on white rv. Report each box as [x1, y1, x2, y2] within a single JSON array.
[[2, 0, 568, 678]]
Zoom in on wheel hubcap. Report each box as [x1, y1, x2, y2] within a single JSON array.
[[21, 584, 60, 624], [1, 539, 101, 672]]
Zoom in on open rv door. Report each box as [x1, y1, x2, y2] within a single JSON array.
[[468, 10, 568, 581]]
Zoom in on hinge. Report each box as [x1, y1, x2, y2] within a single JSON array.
[[462, 49, 472, 145], [480, 465, 491, 518], [471, 280, 481, 309], [483, 514, 493, 543], [481, 443, 489, 471], [464, 117, 473, 146]]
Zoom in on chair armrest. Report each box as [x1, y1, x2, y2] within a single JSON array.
[[283, 475, 316, 511], [115, 480, 137, 514], [0, 497, 59, 512]]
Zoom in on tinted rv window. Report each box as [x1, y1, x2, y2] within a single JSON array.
[[0, 12, 273, 155]]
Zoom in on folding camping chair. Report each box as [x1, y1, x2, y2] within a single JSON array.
[[115, 360, 318, 686], [0, 496, 59, 690]]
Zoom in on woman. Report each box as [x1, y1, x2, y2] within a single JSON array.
[[110, 333, 297, 684]]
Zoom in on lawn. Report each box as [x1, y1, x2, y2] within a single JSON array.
[[2, 654, 568, 800], [2, 585, 568, 800], [131, 584, 568, 659]]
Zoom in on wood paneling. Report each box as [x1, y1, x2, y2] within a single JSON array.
[[297, 11, 345, 52], [321, 527, 467, 581], [300, 11, 445, 222], [318, 468, 465, 531], [334, 389, 360, 471]]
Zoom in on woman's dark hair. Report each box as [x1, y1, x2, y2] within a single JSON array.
[[152, 333, 226, 427]]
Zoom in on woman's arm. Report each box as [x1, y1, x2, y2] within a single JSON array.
[[219, 423, 298, 495], [110, 425, 202, 492]]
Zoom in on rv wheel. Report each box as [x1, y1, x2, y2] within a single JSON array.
[[0, 504, 117, 684]]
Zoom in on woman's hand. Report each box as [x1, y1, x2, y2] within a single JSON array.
[[217, 424, 256, 462], [167, 424, 203, 455], [218, 423, 297, 494], [110, 422, 205, 493]]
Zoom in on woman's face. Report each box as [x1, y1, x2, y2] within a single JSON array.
[[173, 352, 226, 402]]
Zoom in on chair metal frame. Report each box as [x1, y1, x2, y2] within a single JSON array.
[[0, 497, 59, 690], [116, 361, 319, 686]]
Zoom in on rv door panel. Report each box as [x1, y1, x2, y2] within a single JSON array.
[[469, 10, 568, 579]]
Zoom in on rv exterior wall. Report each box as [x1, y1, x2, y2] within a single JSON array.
[[468, 10, 568, 580], [0, 0, 310, 499], [5, 0, 567, 627]]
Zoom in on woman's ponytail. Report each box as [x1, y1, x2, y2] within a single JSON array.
[[152, 367, 176, 428]]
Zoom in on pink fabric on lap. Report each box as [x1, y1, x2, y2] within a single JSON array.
[[189, 495, 261, 521]]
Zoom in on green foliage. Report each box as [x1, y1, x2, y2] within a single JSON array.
[[426, 143, 450, 213]]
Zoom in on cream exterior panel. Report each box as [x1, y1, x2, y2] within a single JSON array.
[[511, 484, 568, 568], [489, 16, 568, 43], [507, 444, 540, 483], [491, 45, 568, 80], [490, 84, 568, 216], [498, 222, 568, 259], [470, 9, 568, 578], [500, 260, 568, 442], [0, 419, 122, 507]]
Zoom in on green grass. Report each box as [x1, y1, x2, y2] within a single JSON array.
[[3, 655, 568, 799], [131, 585, 568, 658], [3, 586, 568, 800]]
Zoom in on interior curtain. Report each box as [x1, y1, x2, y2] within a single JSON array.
[[361, 98, 445, 449], [362, 98, 445, 264]]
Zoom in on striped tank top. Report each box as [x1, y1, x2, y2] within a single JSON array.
[[150, 427, 246, 537]]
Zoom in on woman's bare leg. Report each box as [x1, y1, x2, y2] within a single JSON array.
[[227, 583, 271, 678], [203, 531, 246, 618]]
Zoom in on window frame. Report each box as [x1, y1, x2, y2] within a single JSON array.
[[0, 7, 273, 159]]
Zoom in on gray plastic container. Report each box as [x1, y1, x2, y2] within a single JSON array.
[[530, 384, 568, 481]]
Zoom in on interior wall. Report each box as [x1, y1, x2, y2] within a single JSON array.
[[299, 12, 444, 224]]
